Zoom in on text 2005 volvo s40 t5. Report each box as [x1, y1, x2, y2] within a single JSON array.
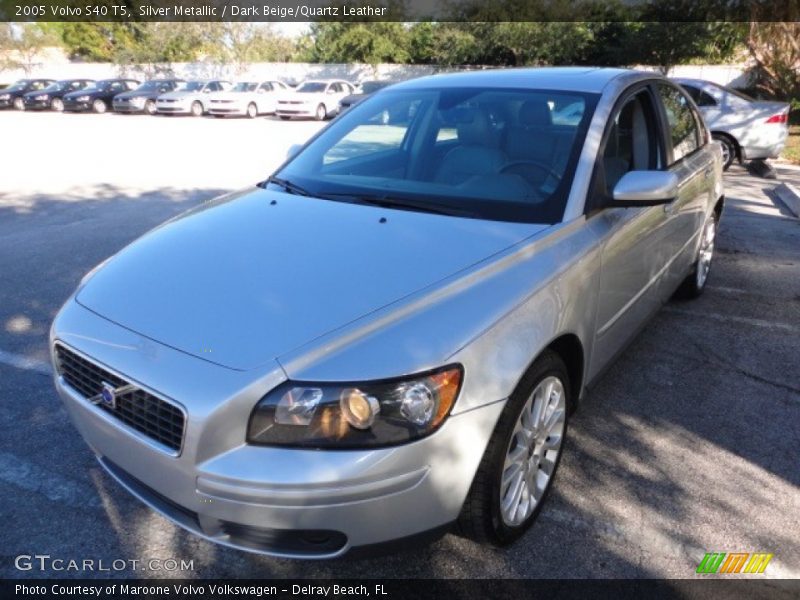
[[52, 68, 723, 558]]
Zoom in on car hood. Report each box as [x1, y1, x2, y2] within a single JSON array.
[[279, 93, 320, 102], [209, 92, 249, 102], [115, 90, 152, 100], [76, 188, 545, 371], [64, 90, 96, 99], [159, 91, 198, 100]]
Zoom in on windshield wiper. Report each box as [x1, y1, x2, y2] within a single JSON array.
[[322, 193, 476, 218], [260, 176, 312, 197]]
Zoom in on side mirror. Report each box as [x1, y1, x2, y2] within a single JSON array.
[[611, 171, 678, 207], [286, 144, 302, 159]]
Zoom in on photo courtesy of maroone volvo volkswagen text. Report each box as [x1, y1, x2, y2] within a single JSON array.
[[51, 67, 724, 558]]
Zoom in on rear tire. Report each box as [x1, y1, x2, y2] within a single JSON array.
[[457, 350, 571, 546], [712, 133, 736, 171], [675, 214, 717, 299], [92, 99, 107, 114]]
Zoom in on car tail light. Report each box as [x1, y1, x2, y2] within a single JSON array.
[[765, 113, 788, 124]]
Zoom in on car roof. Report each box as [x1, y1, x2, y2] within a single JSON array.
[[389, 67, 651, 94]]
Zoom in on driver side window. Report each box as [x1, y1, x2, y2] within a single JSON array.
[[602, 91, 662, 196]]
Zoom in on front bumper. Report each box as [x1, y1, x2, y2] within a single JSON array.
[[63, 100, 92, 112], [276, 104, 315, 117], [23, 98, 50, 109], [0, 98, 12, 108], [156, 101, 192, 114], [52, 300, 505, 558], [113, 100, 146, 113], [208, 105, 246, 116]]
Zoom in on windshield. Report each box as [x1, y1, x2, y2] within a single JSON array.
[[232, 82, 258, 92], [718, 84, 754, 102], [361, 81, 389, 94], [43, 82, 66, 92], [86, 81, 113, 91], [5, 80, 30, 92], [296, 82, 327, 93], [276, 87, 597, 224], [176, 81, 205, 92], [138, 80, 168, 91]]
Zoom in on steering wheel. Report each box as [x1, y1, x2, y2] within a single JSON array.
[[500, 160, 562, 185]]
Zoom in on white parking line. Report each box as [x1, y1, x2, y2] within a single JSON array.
[[0, 349, 53, 375]]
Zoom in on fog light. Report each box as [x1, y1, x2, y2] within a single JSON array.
[[275, 387, 322, 425], [400, 382, 436, 426], [340, 388, 379, 429]]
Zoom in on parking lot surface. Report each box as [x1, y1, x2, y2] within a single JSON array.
[[1, 110, 798, 579]]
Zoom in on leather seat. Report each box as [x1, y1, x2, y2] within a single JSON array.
[[434, 108, 507, 185]]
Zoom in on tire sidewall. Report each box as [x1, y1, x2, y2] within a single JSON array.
[[51, 98, 64, 112], [93, 99, 106, 113], [191, 101, 203, 117], [713, 134, 735, 170], [315, 104, 326, 121], [145, 100, 156, 115], [485, 352, 572, 544], [247, 103, 257, 118]]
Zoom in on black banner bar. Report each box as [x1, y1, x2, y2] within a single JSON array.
[[1, 0, 799, 23], [3, 579, 800, 600]]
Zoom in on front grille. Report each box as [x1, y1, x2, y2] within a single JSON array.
[[55, 344, 185, 453]]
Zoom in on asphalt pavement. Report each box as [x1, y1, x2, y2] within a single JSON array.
[[0, 111, 798, 579]]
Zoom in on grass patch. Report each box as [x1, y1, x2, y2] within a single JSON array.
[[782, 125, 800, 165]]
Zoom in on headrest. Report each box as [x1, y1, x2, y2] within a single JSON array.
[[519, 99, 552, 127], [456, 108, 492, 145]]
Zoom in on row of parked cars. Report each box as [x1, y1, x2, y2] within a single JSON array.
[[1, 75, 789, 169], [0, 77, 390, 121]]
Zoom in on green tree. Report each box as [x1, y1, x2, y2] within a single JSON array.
[[308, 22, 410, 71], [0, 23, 60, 76]]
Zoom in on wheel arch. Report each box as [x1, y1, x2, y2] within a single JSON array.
[[711, 130, 741, 162]]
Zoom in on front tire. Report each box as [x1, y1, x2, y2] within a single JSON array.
[[314, 103, 327, 121], [92, 99, 107, 114], [190, 101, 203, 117], [144, 100, 156, 115], [246, 102, 258, 119], [13, 97, 24, 110], [51, 98, 64, 112], [457, 350, 570, 545], [675, 214, 717, 299], [713, 133, 736, 171]]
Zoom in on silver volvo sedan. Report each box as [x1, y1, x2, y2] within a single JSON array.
[[51, 68, 723, 558]]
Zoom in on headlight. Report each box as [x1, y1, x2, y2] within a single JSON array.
[[0, 94, 9, 100], [34, 95, 48, 101], [75, 95, 89, 102], [247, 365, 463, 448], [130, 96, 145, 106]]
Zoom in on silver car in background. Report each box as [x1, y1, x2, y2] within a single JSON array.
[[156, 79, 231, 116], [207, 80, 289, 118], [674, 77, 790, 169], [52, 67, 723, 559], [276, 79, 355, 120]]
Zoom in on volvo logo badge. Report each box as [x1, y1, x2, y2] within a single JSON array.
[[100, 382, 117, 409], [89, 382, 135, 410]]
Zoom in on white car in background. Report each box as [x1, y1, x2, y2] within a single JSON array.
[[674, 78, 790, 170], [156, 80, 231, 117], [207, 80, 289, 118], [276, 80, 355, 121]]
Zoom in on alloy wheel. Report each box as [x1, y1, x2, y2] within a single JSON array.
[[500, 376, 566, 527], [696, 218, 716, 289]]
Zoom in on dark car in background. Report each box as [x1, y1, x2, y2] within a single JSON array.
[[338, 80, 392, 114], [113, 79, 184, 115], [63, 79, 140, 113], [0, 79, 56, 110], [22, 79, 95, 111]]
